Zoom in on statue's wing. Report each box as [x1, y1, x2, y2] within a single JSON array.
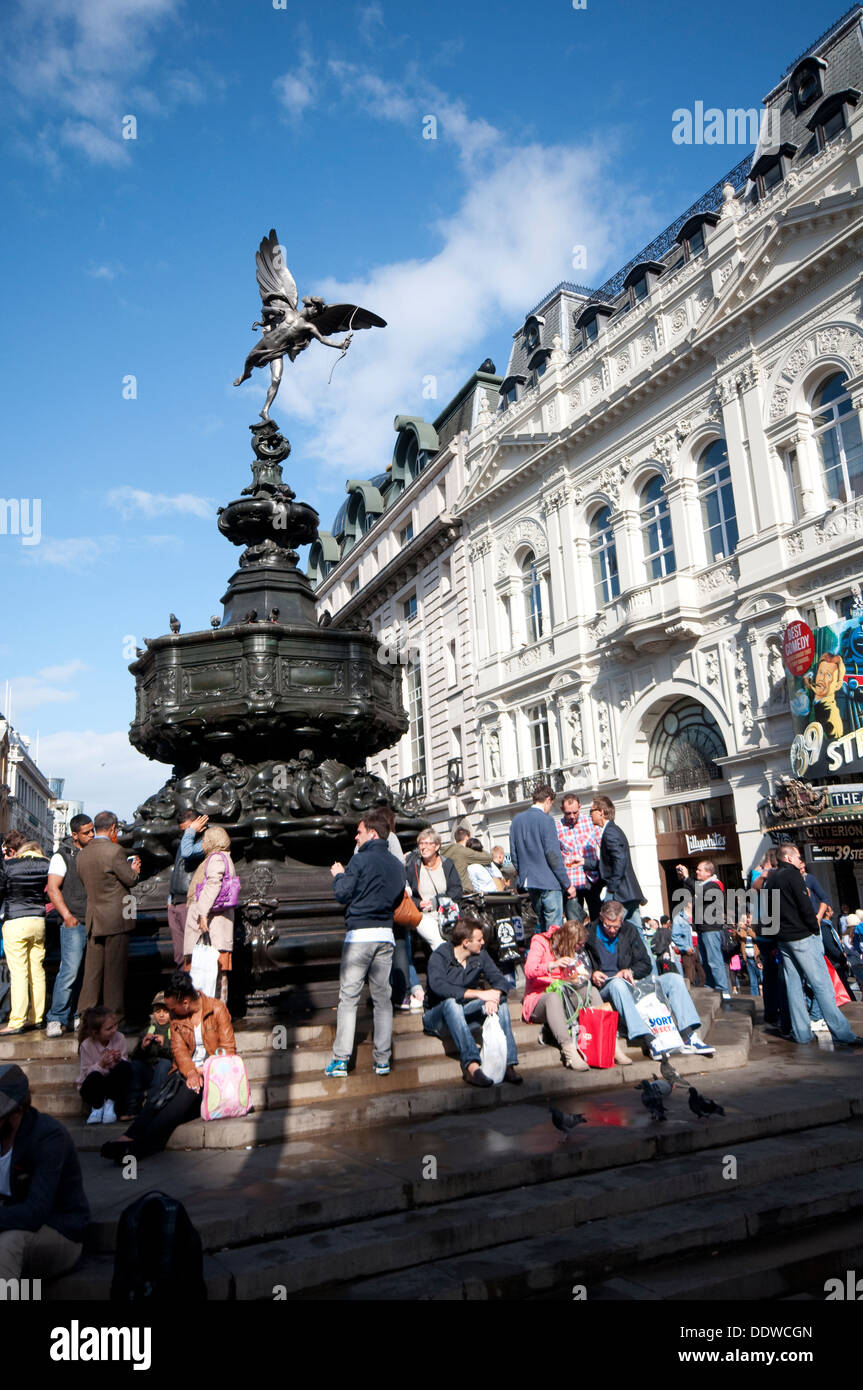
[[311, 303, 387, 335], [255, 229, 298, 309]]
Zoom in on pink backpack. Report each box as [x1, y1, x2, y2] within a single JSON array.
[[195, 851, 241, 911], [200, 1049, 252, 1121]]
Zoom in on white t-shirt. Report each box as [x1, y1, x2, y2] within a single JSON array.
[[48, 853, 66, 879], [0, 1146, 12, 1197], [192, 1023, 208, 1067]]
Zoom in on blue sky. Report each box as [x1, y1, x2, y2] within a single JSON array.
[[0, 0, 846, 818]]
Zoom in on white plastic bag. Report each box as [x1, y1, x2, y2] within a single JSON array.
[[634, 985, 684, 1053], [480, 1012, 508, 1083], [190, 933, 219, 997]]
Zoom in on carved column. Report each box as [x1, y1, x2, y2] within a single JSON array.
[[610, 507, 641, 594], [542, 488, 570, 628], [665, 477, 702, 570], [717, 372, 759, 544]]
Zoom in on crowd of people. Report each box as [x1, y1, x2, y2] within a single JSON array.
[[3, 781, 863, 1291]]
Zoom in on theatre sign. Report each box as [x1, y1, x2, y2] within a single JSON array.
[[782, 615, 863, 781]]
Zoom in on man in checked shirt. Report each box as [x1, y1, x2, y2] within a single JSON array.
[[556, 793, 603, 924]]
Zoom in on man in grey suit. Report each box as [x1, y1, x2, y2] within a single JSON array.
[[509, 785, 575, 931], [76, 811, 140, 1025]]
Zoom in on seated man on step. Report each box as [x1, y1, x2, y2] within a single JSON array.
[[423, 917, 522, 1087], [584, 900, 714, 1060]]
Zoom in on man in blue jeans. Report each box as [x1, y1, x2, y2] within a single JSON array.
[[326, 807, 406, 1079], [765, 843, 863, 1049], [423, 918, 522, 1087], [510, 785, 575, 931], [44, 815, 95, 1038], [674, 859, 731, 1000]]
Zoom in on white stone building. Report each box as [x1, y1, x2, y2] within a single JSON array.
[[455, 6, 863, 914], [310, 367, 500, 835], [4, 728, 55, 850]]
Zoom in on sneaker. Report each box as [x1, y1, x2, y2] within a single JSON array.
[[45, 1021, 63, 1039], [395, 1000, 412, 1012], [373, 1061, 391, 1076], [102, 1099, 118, 1124], [680, 1034, 715, 1056], [86, 1106, 105, 1124], [409, 993, 424, 1012], [73, 1015, 80, 1030], [324, 1058, 348, 1078], [811, 1019, 830, 1035], [721, 992, 731, 1002]]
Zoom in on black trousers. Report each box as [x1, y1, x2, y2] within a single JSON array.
[[124, 1080, 202, 1157], [80, 1060, 133, 1109]]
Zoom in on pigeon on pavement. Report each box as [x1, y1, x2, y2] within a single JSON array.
[[688, 1086, 725, 1118], [660, 1056, 684, 1087], [550, 1106, 587, 1135], [636, 1079, 667, 1122]]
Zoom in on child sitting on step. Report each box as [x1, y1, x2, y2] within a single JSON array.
[[77, 1006, 132, 1125]]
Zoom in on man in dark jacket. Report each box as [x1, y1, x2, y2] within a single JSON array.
[[326, 807, 406, 1079], [45, 813, 95, 1036], [673, 858, 731, 999], [0, 1064, 89, 1283], [591, 796, 653, 970], [585, 900, 713, 1058], [423, 917, 521, 1086], [166, 812, 207, 966], [765, 844, 863, 1047], [76, 810, 141, 1025]]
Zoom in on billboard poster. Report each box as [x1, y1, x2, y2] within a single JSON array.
[[783, 616, 863, 780]]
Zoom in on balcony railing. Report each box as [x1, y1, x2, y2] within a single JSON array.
[[446, 757, 465, 795], [517, 769, 567, 801], [398, 772, 427, 808]]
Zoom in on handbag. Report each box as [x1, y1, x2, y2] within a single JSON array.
[[149, 1069, 184, 1112], [190, 932, 219, 996], [200, 1049, 251, 1120], [195, 851, 241, 911], [577, 1008, 618, 1068], [394, 888, 422, 929], [826, 959, 852, 1008]]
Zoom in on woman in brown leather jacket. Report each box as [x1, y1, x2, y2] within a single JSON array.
[[100, 970, 237, 1164]]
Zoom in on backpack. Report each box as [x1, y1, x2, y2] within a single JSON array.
[[110, 1192, 207, 1302], [195, 851, 241, 910], [200, 1049, 252, 1121]]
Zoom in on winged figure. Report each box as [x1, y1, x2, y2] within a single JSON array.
[[233, 229, 387, 421]]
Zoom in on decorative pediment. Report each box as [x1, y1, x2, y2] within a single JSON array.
[[734, 592, 787, 622], [496, 517, 548, 577]]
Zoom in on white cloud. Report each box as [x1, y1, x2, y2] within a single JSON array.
[[252, 68, 654, 487], [87, 263, 124, 280], [21, 536, 115, 568], [107, 487, 213, 521], [274, 52, 317, 118], [6, 662, 87, 713], [37, 730, 162, 823], [4, 0, 206, 168]]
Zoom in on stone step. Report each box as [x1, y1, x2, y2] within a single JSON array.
[[61, 1010, 750, 1148], [305, 1157, 863, 1301], [49, 1113, 863, 1300]]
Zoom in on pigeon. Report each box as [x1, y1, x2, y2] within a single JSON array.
[[660, 1056, 684, 1087], [269, 607, 280, 623], [636, 1079, 667, 1122], [688, 1086, 725, 1118], [169, 613, 180, 634], [245, 609, 258, 624], [550, 1106, 587, 1136], [134, 647, 145, 658], [318, 610, 332, 628], [210, 616, 221, 629]]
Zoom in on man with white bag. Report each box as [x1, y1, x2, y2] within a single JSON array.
[[585, 901, 714, 1061], [423, 918, 521, 1087]]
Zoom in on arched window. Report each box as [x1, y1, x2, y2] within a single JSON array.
[[641, 475, 676, 579], [520, 550, 544, 643], [812, 372, 863, 504], [590, 506, 619, 607], [697, 439, 738, 561]]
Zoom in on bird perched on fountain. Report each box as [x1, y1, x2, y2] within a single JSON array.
[[269, 607, 280, 623], [688, 1086, 725, 1118], [318, 610, 332, 628], [210, 616, 221, 629], [245, 609, 258, 624], [169, 613, 181, 634], [550, 1106, 587, 1136], [636, 1079, 669, 1122]]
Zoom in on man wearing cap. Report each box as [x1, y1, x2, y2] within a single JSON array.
[[0, 1064, 90, 1282]]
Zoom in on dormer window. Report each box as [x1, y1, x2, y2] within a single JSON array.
[[583, 316, 598, 345], [575, 302, 614, 351], [623, 261, 663, 309], [499, 373, 526, 409], [674, 212, 719, 264], [630, 274, 648, 304], [807, 89, 861, 150], [749, 143, 797, 200], [789, 57, 826, 115]]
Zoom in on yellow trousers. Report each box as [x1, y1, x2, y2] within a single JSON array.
[[2, 916, 46, 1030]]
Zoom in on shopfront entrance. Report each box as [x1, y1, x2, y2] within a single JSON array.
[[654, 795, 743, 916]]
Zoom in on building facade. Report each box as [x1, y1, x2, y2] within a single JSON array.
[[456, 7, 863, 912], [4, 728, 55, 850], [310, 368, 500, 834]]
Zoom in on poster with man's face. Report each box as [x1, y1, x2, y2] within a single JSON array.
[[784, 616, 863, 779]]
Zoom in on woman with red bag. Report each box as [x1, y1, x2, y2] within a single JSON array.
[[523, 921, 631, 1069]]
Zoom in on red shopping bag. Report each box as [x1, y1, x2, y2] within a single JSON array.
[[577, 1008, 618, 1068], [826, 959, 852, 1008]]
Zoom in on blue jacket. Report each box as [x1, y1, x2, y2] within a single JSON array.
[[509, 806, 570, 893], [332, 838, 406, 930], [671, 909, 693, 954], [0, 1107, 90, 1243]]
